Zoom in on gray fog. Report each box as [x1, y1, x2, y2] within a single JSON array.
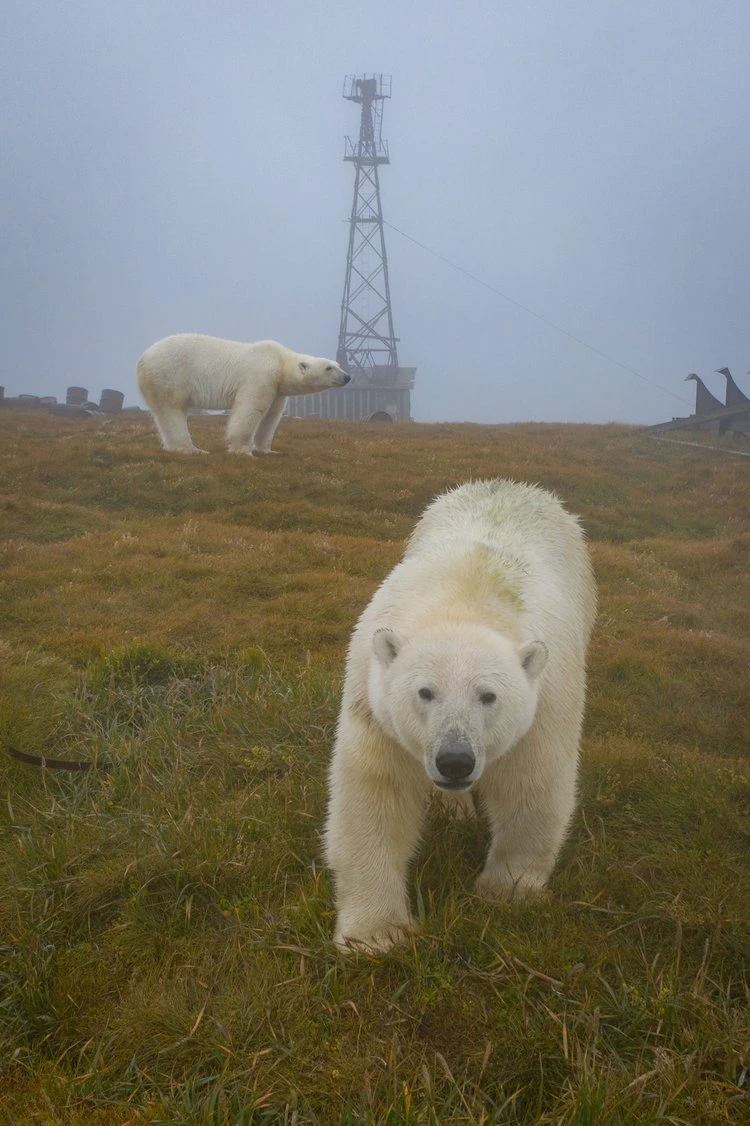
[[2, 0, 748, 425]]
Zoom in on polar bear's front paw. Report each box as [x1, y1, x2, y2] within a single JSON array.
[[333, 916, 416, 955], [475, 866, 550, 901]]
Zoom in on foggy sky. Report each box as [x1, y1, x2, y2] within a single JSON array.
[[2, 0, 749, 425]]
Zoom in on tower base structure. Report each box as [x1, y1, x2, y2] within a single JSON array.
[[285, 365, 415, 422]]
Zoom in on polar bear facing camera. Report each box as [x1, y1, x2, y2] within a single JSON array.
[[325, 478, 597, 952], [137, 334, 350, 454]]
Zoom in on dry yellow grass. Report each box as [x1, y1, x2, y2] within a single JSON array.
[[0, 408, 748, 1123]]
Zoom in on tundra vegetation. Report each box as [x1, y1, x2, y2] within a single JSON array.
[[0, 409, 748, 1124]]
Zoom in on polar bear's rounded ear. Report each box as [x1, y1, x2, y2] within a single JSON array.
[[373, 628, 400, 667], [298, 361, 309, 373], [519, 640, 548, 681]]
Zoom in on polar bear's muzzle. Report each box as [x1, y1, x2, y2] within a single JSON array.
[[433, 729, 477, 791]]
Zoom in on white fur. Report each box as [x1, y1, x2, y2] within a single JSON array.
[[325, 479, 597, 952], [136, 334, 349, 454]]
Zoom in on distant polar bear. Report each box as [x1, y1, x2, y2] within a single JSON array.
[[325, 478, 597, 952], [136, 334, 350, 454]]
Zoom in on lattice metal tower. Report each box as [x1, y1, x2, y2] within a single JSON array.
[[337, 75, 399, 377]]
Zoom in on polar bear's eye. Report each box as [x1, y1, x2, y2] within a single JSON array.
[[479, 691, 497, 706], [418, 687, 434, 702]]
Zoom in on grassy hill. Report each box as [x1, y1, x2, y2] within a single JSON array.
[[1, 409, 748, 1123]]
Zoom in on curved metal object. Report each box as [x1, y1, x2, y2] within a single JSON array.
[[715, 366, 750, 407], [684, 372, 724, 415]]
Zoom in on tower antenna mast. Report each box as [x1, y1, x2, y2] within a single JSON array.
[[337, 75, 399, 376], [287, 76, 414, 424]]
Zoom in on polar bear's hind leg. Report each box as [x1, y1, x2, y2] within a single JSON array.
[[150, 405, 206, 454]]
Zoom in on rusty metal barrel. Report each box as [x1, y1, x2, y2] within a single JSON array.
[[99, 389, 124, 413]]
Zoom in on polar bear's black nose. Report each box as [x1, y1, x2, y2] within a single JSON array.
[[436, 733, 475, 781], [342, 374, 351, 384]]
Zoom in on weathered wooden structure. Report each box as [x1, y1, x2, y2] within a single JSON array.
[[650, 367, 750, 436]]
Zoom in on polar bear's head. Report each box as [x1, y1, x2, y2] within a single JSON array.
[[369, 623, 548, 791], [297, 356, 351, 391]]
